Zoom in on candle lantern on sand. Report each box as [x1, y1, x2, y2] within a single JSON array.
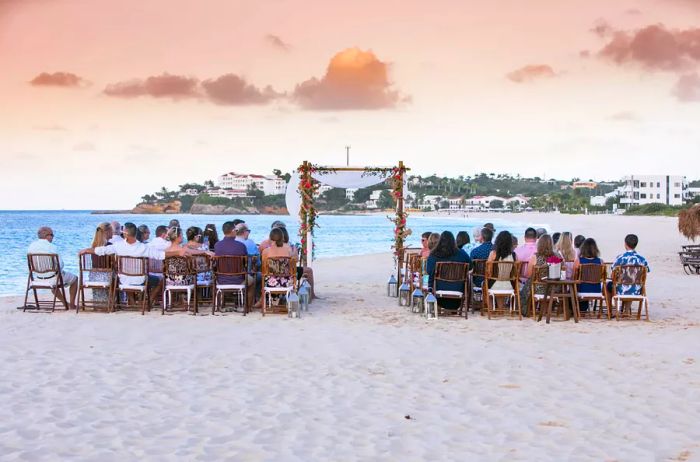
[[287, 291, 301, 319], [398, 281, 410, 306], [387, 274, 398, 297], [424, 291, 438, 320], [411, 288, 424, 313]]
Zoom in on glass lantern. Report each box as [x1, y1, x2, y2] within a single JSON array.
[[387, 274, 398, 297], [298, 282, 310, 311], [425, 292, 438, 320], [398, 282, 410, 306], [287, 291, 301, 319], [411, 288, 424, 313]]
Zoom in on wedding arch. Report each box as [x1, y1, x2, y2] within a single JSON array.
[[285, 161, 411, 277]]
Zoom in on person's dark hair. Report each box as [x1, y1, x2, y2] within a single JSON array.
[[232, 219, 245, 227], [580, 238, 600, 259], [511, 234, 518, 250], [270, 228, 284, 247], [525, 227, 537, 240], [455, 231, 470, 249], [186, 226, 203, 243], [280, 227, 290, 244], [421, 231, 431, 240], [574, 235, 585, 249], [552, 232, 561, 245], [168, 219, 180, 228], [481, 227, 494, 243], [203, 224, 219, 251], [625, 234, 639, 249], [222, 221, 235, 236], [536, 227, 547, 239], [123, 222, 137, 238], [484, 223, 495, 232], [136, 224, 150, 243], [431, 231, 458, 259], [155, 225, 168, 237], [494, 231, 514, 260]]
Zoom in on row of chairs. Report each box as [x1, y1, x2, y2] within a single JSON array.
[[399, 248, 650, 321], [24, 253, 298, 316], [679, 244, 700, 275]]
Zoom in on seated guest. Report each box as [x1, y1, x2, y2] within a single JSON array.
[[610, 234, 650, 297], [514, 227, 537, 283], [420, 231, 432, 258], [456, 231, 470, 258], [110, 221, 124, 244], [484, 223, 496, 234], [149, 226, 170, 251], [470, 227, 494, 288], [426, 231, 471, 310], [556, 231, 576, 278], [168, 219, 181, 229], [519, 234, 556, 315], [262, 228, 293, 260], [535, 227, 547, 239], [574, 234, 586, 259], [552, 232, 561, 246], [88, 222, 113, 303], [259, 220, 287, 253], [487, 231, 516, 308], [573, 238, 603, 312], [185, 226, 206, 251], [511, 234, 518, 251], [203, 224, 219, 251], [235, 223, 260, 260], [214, 221, 255, 307], [80, 223, 186, 305], [427, 232, 440, 254], [274, 223, 318, 300], [136, 225, 150, 243], [163, 227, 201, 287], [28, 226, 78, 309]]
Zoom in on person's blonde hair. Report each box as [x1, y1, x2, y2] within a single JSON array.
[[428, 232, 440, 251], [536, 234, 555, 258], [167, 226, 182, 242], [556, 232, 576, 261], [91, 222, 111, 248]]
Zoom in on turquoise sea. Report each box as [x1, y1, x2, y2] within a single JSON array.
[[0, 211, 545, 296]]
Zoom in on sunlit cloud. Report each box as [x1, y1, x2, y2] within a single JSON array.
[[104, 73, 199, 99], [506, 64, 557, 83], [292, 47, 406, 110], [29, 71, 86, 87], [201, 74, 281, 105]]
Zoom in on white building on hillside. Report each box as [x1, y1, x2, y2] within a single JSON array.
[[461, 195, 529, 210], [619, 175, 687, 207], [346, 188, 358, 201], [206, 188, 250, 199], [217, 172, 287, 196]]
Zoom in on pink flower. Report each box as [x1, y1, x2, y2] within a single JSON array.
[[546, 256, 563, 264]]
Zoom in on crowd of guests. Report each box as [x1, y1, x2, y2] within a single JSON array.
[[420, 223, 651, 314], [27, 218, 315, 311]]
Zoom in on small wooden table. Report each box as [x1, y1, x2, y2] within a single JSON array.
[[537, 279, 580, 324]]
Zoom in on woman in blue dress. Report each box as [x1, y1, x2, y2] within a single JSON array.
[[573, 238, 603, 312]]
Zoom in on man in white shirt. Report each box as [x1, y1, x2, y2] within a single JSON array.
[[27, 226, 78, 309], [110, 221, 124, 244], [148, 225, 170, 251], [81, 223, 185, 304]]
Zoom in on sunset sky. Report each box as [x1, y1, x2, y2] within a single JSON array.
[[1, 0, 700, 209]]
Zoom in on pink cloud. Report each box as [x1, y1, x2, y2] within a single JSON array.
[[29, 71, 85, 87], [598, 24, 700, 71], [590, 19, 614, 38], [265, 34, 291, 51], [104, 73, 199, 99], [201, 74, 281, 105], [673, 73, 700, 102], [506, 64, 556, 83], [292, 47, 406, 110]]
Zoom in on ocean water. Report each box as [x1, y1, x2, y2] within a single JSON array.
[[0, 211, 546, 296]]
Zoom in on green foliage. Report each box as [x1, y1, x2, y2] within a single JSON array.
[[624, 203, 685, 217], [179, 195, 196, 213], [378, 190, 394, 209], [490, 199, 504, 209]]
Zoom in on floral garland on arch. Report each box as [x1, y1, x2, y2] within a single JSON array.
[[387, 165, 411, 258]]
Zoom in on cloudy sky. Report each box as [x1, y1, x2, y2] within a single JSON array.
[[1, 0, 699, 209]]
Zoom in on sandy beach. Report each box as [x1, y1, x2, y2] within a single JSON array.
[[1, 212, 699, 461]]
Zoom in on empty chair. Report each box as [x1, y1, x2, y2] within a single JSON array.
[[212, 255, 249, 315], [162, 256, 197, 315], [24, 254, 69, 312], [484, 260, 521, 319], [261, 256, 297, 316], [114, 256, 150, 315], [610, 265, 649, 321], [77, 253, 114, 313], [432, 261, 470, 318]]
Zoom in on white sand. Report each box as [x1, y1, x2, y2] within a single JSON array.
[[1, 213, 699, 461]]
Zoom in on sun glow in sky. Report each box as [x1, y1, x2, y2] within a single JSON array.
[[1, 0, 699, 209]]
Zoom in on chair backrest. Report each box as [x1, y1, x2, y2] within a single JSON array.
[[213, 255, 248, 281], [191, 254, 211, 275], [27, 253, 62, 277], [434, 262, 469, 285], [117, 256, 149, 277], [163, 256, 193, 279], [148, 258, 163, 274], [611, 265, 647, 289], [263, 256, 297, 288], [79, 253, 114, 274], [471, 259, 487, 278], [486, 260, 519, 282], [576, 263, 605, 285]]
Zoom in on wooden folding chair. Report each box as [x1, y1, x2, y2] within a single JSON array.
[[24, 254, 68, 311], [575, 263, 610, 319], [192, 254, 213, 313], [484, 260, 521, 320], [432, 261, 470, 318], [77, 253, 114, 313], [610, 265, 649, 321], [400, 247, 421, 285], [212, 255, 249, 315], [530, 264, 563, 320], [114, 256, 150, 315], [407, 253, 426, 313], [162, 256, 197, 315], [470, 259, 486, 315], [261, 256, 297, 316]]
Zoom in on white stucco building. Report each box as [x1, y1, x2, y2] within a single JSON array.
[[217, 172, 287, 196], [619, 175, 687, 207]]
